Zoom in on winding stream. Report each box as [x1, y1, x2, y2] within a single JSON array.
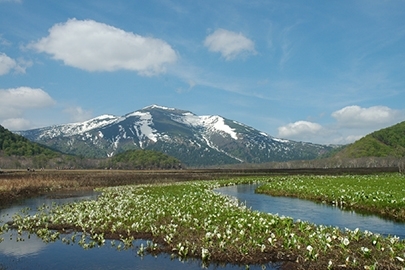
[[215, 184, 405, 239], [1, 184, 404, 269]]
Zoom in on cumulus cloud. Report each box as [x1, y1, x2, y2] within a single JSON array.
[[278, 121, 323, 141], [0, 53, 16, 75], [0, 53, 30, 75], [204, 28, 256, 60], [275, 105, 405, 145], [0, 87, 56, 130], [1, 118, 31, 131], [331, 105, 403, 128], [28, 18, 178, 75], [63, 106, 93, 123]]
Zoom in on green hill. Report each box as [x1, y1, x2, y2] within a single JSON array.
[[335, 121, 405, 158], [106, 149, 182, 170], [0, 125, 59, 158]]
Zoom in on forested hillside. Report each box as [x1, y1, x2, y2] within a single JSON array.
[[335, 121, 405, 158], [0, 125, 59, 158]]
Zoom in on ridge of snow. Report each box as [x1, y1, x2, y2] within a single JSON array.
[[143, 104, 176, 111], [272, 137, 290, 143], [39, 114, 119, 138]]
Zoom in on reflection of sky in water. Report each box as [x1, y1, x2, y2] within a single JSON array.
[[0, 236, 281, 270], [215, 184, 405, 239], [0, 231, 46, 257]]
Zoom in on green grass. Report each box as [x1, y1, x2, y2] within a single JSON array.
[[2, 176, 405, 269], [257, 173, 405, 222]]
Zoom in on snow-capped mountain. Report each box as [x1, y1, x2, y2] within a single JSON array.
[[17, 105, 335, 166]]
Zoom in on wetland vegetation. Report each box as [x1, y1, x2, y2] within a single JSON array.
[[1, 171, 405, 269], [257, 174, 405, 222]]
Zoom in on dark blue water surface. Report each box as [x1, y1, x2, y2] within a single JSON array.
[[1, 184, 404, 269]]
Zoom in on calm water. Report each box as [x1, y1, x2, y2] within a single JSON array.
[[215, 184, 405, 238], [1, 184, 404, 269]]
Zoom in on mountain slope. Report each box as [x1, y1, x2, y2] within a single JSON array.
[[334, 121, 405, 158], [0, 124, 59, 158], [17, 105, 336, 166]]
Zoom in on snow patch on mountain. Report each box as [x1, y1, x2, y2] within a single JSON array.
[[172, 112, 238, 140], [202, 116, 238, 140], [129, 111, 157, 147]]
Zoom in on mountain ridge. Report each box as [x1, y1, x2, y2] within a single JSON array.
[[16, 105, 336, 166]]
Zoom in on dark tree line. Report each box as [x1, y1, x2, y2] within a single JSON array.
[[103, 149, 182, 170]]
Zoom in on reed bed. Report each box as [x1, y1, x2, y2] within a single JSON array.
[[2, 175, 405, 269]]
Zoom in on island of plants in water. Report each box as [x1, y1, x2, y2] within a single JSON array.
[[256, 173, 405, 222], [1, 174, 405, 269]]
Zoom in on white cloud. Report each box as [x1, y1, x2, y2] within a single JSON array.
[[63, 106, 93, 122], [28, 18, 178, 76], [1, 118, 31, 130], [204, 28, 256, 60], [0, 53, 32, 75], [331, 105, 403, 128], [0, 87, 56, 130], [278, 121, 323, 141], [0, 53, 16, 75], [275, 105, 405, 145]]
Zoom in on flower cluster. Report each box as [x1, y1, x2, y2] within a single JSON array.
[[2, 176, 405, 268]]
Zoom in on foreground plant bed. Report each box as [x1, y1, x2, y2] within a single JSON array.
[[257, 173, 405, 222], [2, 177, 405, 269]]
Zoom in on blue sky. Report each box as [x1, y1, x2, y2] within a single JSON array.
[[1, 0, 404, 145]]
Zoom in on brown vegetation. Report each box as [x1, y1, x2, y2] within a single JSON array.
[[0, 167, 399, 207]]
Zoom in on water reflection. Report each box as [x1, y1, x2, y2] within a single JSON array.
[[215, 184, 405, 239], [0, 190, 278, 270], [0, 231, 46, 258]]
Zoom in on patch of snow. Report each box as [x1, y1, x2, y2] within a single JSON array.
[[173, 114, 238, 140], [202, 116, 238, 140], [131, 112, 157, 146], [273, 137, 290, 143]]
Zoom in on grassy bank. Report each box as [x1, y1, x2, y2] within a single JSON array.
[[2, 176, 405, 269], [256, 173, 405, 222]]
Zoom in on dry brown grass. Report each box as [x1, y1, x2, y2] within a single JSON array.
[[0, 169, 239, 206], [0, 167, 397, 206]]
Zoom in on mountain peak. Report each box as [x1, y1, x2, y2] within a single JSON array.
[[142, 104, 176, 111], [16, 105, 335, 166]]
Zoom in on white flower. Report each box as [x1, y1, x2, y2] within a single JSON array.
[[342, 237, 350, 246], [396, 256, 404, 262]]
